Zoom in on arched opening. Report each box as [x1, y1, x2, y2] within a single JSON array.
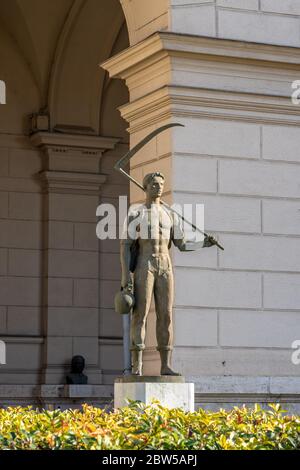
[[0, 0, 130, 397]]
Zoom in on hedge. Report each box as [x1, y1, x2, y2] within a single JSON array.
[[0, 401, 299, 450]]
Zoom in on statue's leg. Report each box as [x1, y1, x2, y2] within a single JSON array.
[[130, 258, 155, 375], [154, 258, 181, 376], [131, 350, 143, 376]]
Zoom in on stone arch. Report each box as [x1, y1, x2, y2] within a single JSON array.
[[0, 0, 132, 388], [119, 0, 169, 46], [0, 0, 75, 107], [0, 0, 131, 136], [49, 0, 129, 136], [0, 18, 40, 133], [99, 21, 129, 140]]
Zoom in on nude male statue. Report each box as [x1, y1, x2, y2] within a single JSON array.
[[120, 172, 218, 376]]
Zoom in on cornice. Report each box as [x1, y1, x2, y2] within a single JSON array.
[[119, 86, 300, 132], [30, 132, 119, 152], [101, 31, 300, 79], [0, 337, 44, 344]]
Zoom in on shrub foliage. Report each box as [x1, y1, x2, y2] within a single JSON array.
[[0, 401, 299, 450]]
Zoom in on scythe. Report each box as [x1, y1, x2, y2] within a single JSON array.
[[115, 123, 224, 250]]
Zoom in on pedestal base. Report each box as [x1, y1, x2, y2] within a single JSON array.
[[114, 376, 194, 412]]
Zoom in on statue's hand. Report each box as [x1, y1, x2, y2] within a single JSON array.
[[121, 278, 133, 293], [203, 234, 219, 248]]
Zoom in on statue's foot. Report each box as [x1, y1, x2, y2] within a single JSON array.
[[160, 366, 181, 376], [131, 364, 142, 375]]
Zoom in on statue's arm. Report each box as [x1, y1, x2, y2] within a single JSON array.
[[120, 238, 134, 289], [172, 234, 205, 252], [171, 212, 217, 251], [120, 211, 139, 290], [178, 237, 219, 250]]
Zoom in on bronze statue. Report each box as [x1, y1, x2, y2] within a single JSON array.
[[120, 172, 218, 376], [115, 124, 223, 376], [66, 355, 88, 384]]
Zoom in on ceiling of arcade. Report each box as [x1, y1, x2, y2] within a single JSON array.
[[0, 0, 129, 138]]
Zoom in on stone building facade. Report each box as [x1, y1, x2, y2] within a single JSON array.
[[0, 0, 299, 410]]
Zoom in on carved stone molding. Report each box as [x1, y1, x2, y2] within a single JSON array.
[[30, 131, 119, 194], [101, 31, 300, 79], [119, 85, 300, 132], [39, 170, 107, 195], [30, 131, 119, 151], [101, 31, 300, 131]]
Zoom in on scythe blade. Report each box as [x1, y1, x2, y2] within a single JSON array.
[[114, 123, 184, 191]]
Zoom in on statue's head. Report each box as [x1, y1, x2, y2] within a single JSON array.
[[143, 172, 165, 199], [71, 355, 85, 374]]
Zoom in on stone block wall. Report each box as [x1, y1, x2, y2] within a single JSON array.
[[0, 136, 44, 383], [170, 0, 300, 47]]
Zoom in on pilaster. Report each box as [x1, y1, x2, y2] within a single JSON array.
[[30, 131, 118, 384], [101, 32, 300, 378]]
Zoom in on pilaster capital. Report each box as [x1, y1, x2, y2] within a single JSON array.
[[30, 131, 118, 194], [30, 131, 119, 152]]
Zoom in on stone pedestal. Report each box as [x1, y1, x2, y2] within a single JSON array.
[[114, 376, 194, 412]]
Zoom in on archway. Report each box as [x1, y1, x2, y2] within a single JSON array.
[[0, 0, 131, 395]]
